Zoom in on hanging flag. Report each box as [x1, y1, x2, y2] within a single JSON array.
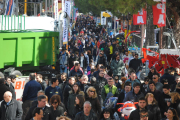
[[152, 3, 166, 27], [64, 1, 71, 17], [5, 0, 14, 16], [133, 9, 147, 25]]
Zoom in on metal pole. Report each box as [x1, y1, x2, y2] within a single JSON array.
[[159, 27, 163, 49], [11, 15, 12, 31], [40, 2, 42, 16], [5, 15, 6, 30], [34, 3, 36, 16], [45, 0, 47, 14], [114, 16, 116, 36], [59, 20, 63, 48], [60, 0, 65, 48], [141, 24, 145, 56], [52, 0, 54, 18], [8, 15, 9, 30], [24, 16, 25, 30], [15, 0, 18, 16], [24, 0, 27, 15], [48, 0, 50, 12], [1, 15, 3, 30]]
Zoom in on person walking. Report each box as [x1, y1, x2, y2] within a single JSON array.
[[30, 107, 43, 120], [45, 78, 63, 102], [110, 54, 125, 78], [129, 53, 143, 79], [74, 101, 97, 120], [22, 73, 42, 120], [0, 91, 23, 120]]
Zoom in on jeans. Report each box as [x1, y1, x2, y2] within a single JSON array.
[[136, 71, 141, 79], [60, 65, 67, 74], [93, 55, 96, 62]]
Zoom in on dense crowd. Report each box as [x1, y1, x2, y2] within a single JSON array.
[[0, 15, 179, 120]]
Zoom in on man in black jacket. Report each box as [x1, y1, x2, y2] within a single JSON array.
[[5, 76, 16, 99], [36, 74, 47, 91], [160, 69, 175, 87], [74, 101, 97, 120], [129, 53, 143, 79], [93, 65, 104, 79], [129, 97, 154, 120], [25, 95, 54, 120], [116, 82, 131, 110], [97, 52, 108, 67], [0, 91, 23, 120], [31, 107, 43, 120], [0, 78, 10, 101], [96, 71, 108, 96], [139, 109, 149, 120], [146, 81, 165, 117], [58, 73, 68, 94], [63, 77, 75, 109]]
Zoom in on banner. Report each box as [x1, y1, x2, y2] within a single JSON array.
[[5, 0, 14, 16], [133, 9, 147, 25], [54, 0, 58, 20], [63, 19, 68, 44], [65, 1, 71, 17], [152, 3, 166, 27], [101, 11, 106, 25]]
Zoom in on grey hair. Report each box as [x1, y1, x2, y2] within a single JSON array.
[[83, 101, 92, 107], [37, 90, 45, 96], [29, 73, 35, 80]]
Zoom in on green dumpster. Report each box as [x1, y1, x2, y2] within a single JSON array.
[[0, 31, 59, 72]]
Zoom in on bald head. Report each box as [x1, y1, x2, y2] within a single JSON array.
[[4, 91, 12, 102], [4, 91, 12, 97]]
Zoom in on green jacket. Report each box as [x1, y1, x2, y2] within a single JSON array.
[[110, 59, 125, 76], [101, 84, 119, 101]]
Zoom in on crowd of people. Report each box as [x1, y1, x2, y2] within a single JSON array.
[[0, 15, 180, 120]]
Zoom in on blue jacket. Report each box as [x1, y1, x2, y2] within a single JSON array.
[[45, 86, 63, 102], [69, 68, 83, 77], [22, 80, 42, 102]]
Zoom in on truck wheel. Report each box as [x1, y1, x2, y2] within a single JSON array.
[[10, 70, 22, 77], [0, 72, 4, 78]]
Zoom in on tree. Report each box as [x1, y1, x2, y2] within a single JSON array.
[[166, 0, 180, 47], [74, 0, 102, 16]]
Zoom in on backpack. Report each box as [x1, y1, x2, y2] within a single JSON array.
[[104, 97, 118, 110]]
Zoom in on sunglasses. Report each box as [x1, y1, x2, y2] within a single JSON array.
[[52, 102, 58, 104], [140, 115, 148, 118], [153, 77, 157, 79], [89, 90, 95, 93]]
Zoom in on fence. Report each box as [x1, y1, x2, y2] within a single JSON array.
[[0, 15, 25, 31]]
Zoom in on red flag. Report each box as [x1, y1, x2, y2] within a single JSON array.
[[133, 9, 147, 25], [152, 3, 166, 27]]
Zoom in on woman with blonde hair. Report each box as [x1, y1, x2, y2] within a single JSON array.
[[85, 86, 101, 115], [145, 93, 161, 120], [56, 116, 71, 120], [168, 92, 180, 117]]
